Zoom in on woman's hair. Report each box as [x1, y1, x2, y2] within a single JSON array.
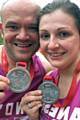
[[39, 0, 80, 32]]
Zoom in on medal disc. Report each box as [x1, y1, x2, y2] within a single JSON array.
[[38, 80, 59, 104], [7, 67, 31, 93]]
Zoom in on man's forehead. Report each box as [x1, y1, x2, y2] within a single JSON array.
[[2, 0, 54, 9], [2, 0, 40, 9], [1, 0, 40, 17]]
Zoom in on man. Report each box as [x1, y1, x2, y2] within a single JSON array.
[[0, 0, 48, 119]]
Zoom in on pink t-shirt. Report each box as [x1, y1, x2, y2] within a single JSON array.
[[40, 70, 80, 120], [0, 54, 45, 120]]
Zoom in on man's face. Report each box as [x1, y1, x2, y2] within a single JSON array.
[[2, 2, 40, 62]]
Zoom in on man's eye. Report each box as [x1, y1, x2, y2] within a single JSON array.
[[57, 31, 71, 39], [40, 32, 50, 40], [6, 25, 18, 31], [28, 24, 38, 32], [5, 23, 19, 31], [28, 26, 38, 32]]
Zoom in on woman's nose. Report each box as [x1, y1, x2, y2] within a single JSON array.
[[48, 36, 59, 49]]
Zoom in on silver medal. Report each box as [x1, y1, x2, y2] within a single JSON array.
[[38, 80, 59, 104], [7, 66, 31, 93]]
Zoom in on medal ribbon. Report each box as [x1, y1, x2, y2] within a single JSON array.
[[1, 46, 34, 80], [44, 61, 80, 107], [1, 47, 8, 74], [16, 61, 34, 80]]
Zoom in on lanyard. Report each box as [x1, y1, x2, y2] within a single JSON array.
[[44, 62, 80, 107], [1, 46, 34, 80], [1, 47, 8, 74], [53, 73, 76, 107]]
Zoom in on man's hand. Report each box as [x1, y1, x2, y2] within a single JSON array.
[[0, 75, 10, 101]]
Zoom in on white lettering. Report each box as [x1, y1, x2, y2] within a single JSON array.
[[70, 107, 80, 120], [0, 104, 3, 110], [49, 107, 59, 118], [57, 107, 70, 120], [16, 102, 24, 115], [44, 104, 51, 114], [5, 103, 14, 115]]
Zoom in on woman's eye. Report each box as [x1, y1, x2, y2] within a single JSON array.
[[57, 31, 71, 39], [40, 32, 50, 40]]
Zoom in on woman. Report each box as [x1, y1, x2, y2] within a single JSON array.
[[20, 0, 80, 120]]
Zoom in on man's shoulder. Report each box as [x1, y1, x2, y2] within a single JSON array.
[[0, 44, 4, 48], [36, 51, 53, 72]]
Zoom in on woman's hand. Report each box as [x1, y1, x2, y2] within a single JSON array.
[[20, 90, 43, 120], [0, 75, 10, 100]]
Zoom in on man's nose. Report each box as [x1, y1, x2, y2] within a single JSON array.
[[16, 28, 29, 40]]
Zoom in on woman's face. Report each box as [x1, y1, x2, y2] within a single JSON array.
[[39, 9, 80, 69]]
